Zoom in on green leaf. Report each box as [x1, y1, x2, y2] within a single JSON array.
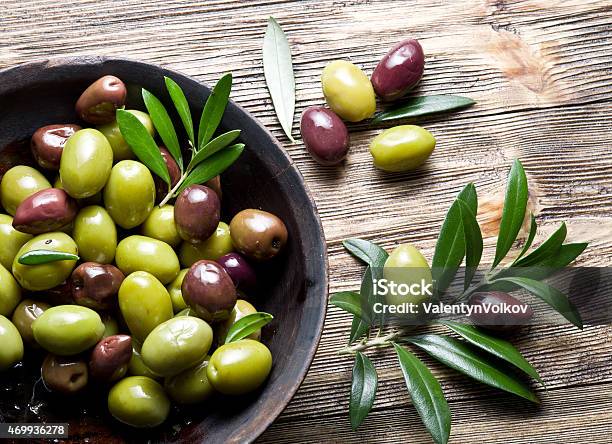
[[457, 199, 482, 290], [393, 343, 451, 444], [188, 130, 241, 171], [142, 88, 183, 170], [371, 95, 475, 124], [492, 277, 583, 329], [513, 223, 567, 267], [350, 352, 378, 430], [165, 76, 195, 147], [342, 238, 389, 268], [330, 291, 369, 322], [545, 243, 587, 267], [263, 16, 296, 142], [224, 312, 273, 344], [441, 321, 542, 383], [360, 266, 384, 325], [408, 334, 539, 403], [116, 109, 170, 184], [198, 73, 232, 149], [349, 315, 369, 344], [432, 200, 466, 294], [18, 250, 79, 265], [514, 213, 537, 262], [457, 183, 477, 214], [492, 159, 528, 268], [176, 143, 244, 195]]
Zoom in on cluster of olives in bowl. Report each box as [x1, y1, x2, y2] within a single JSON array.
[[0, 74, 288, 429]]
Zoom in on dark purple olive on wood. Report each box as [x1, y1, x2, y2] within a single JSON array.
[[468, 291, 534, 333], [41, 353, 88, 394], [12, 188, 78, 234], [230, 209, 288, 261], [182, 260, 236, 322], [216, 252, 257, 291], [371, 39, 425, 101], [71, 262, 125, 310], [154, 147, 181, 203], [89, 334, 132, 382], [75, 75, 127, 124], [31, 124, 81, 170], [174, 185, 221, 243], [300, 106, 349, 165], [205, 176, 222, 200]]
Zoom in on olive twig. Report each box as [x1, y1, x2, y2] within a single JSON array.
[[337, 330, 403, 355], [158, 172, 188, 207]]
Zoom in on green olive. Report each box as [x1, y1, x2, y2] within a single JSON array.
[[142, 205, 181, 247], [164, 359, 214, 404], [118, 271, 173, 343], [370, 125, 436, 172], [11, 299, 50, 346], [179, 222, 233, 267], [216, 300, 260, 344], [0, 315, 24, 370], [101, 314, 119, 339], [32, 305, 104, 355], [108, 376, 170, 428], [321, 60, 376, 122], [0, 166, 51, 216], [141, 316, 212, 377], [98, 110, 155, 161], [128, 341, 160, 379], [0, 214, 33, 270], [167, 269, 189, 313], [383, 243, 432, 307], [116, 235, 180, 285], [0, 263, 21, 317], [103, 161, 155, 229], [59, 129, 113, 198], [12, 232, 78, 291], [207, 339, 272, 395], [72, 205, 117, 264]]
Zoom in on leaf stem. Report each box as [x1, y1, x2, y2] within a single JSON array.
[[158, 172, 187, 207], [338, 330, 404, 355]]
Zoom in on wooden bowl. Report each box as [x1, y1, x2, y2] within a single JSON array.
[[0, 57, 328, 443]]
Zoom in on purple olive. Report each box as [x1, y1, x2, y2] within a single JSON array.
[[154, 146, 181, 203], [174, 185, 221, 243], [300, 106, 349, 165], [216, 252, 257, 291], [89, 334, 132, 381], [468, 291, 534, 333], [31, 124, 82, 170], [41, 354, 88, 394], [41, 280, 74, 305], [182, 260, 236, 322], [205, 176, 222, 200], [371, 39, 425, 101], [75, 75, 127, 124], [71, 262, 125, 310], [12, 188, 78, 234]]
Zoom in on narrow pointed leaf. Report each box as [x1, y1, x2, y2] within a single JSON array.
[[142, 88, 183, 170], [457, 199, 482, 289], [432, 199, 466, 294], [513, 223, 566, 267], [330, 291, 368, 322], [198, 73, 232, 149], [18, 250, 79, 265], [343, 238, 389, 268], [225, 312, 273, 344], [456, 182, 477, 214], [188, 130, 241, 171], [372, 95, 475, 124], [514, 213, 537, 262], [350, 352, 378, 430], [165, 76, 194, 147], [349, 315, 369, 344]]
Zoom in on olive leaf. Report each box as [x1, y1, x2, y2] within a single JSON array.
[[349, 315, 370, 344], [165, 76, 195, 147], [512, 223, 566, 267], [343, 238, 389, 268], [371, 95, 475, 124], [456, 182, 477, 214], [432, 199, 466, 294], [18, 250, 79, 265], [224, 312, 273, 344], [457, 199, 482, 290], [188, 129, 241, 171], [514, 213, 537, 263], [330, 291, 369, 323], [198, 73, 232, 149], [142, 88, 183, 170], [350, 352, 378, 430]]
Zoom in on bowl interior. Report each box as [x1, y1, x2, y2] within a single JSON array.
[[0, 57, 327, 443]]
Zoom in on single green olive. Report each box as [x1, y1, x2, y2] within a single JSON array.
[[128, 341, 161, 379], [11, 299, 50, 347], [179, 222, 233, 267], [32, 305, 104, 355], [72, 205, 117, 264], [0, 166, 51, 216], [115, 235, 180, 285], [167, 268, 189, 313], [0, 214, 33, 270], [12, 232, 78, 291], [0, 263, 21, 316], [108, 376, 170, 428], [103, 161, 155, 229], [59, 129, 113, 198], [216, 299, 260, 344], [118, 271, 173, 343], [321, 60, 376, 122], [142, 205, 181, 247], [97, 110, 155, 161], [0, 314, 24, 371], [383, 243, 432, 308], [164, 359, 214, 404], [206, 339, 272, 395], [142, 316, 212, 377], [370, 125, 436, 172]]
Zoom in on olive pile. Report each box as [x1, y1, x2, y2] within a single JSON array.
[[300, 39, 436, 171], [0, 75, 288, 428]]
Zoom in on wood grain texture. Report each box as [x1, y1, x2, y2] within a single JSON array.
[[1, 0, 611, 442]]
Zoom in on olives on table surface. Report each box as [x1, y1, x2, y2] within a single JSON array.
[[167, 268, 189, 313], [217, 299, 261, 344], [71, 262, 125, 310], [32, 305, 104, 355], [154, 147, 181, 201], [0, 263, 21, 316], [115, 235, 180, 285], [216, 252, 257, 292], [31, 124, 82, 170], [72, 205, 117, 263], [371, 38, 425, 101], [181, 260, 237, 322], [468, 292, 534, 332], [179, 221, 233, 267], [41, 353, 88, 394], [12, 188, 78, 234], [230, 209, 288, 261], [142, 205, 181, 247], [103, 160, 155, 229], [207, 339, 272, 395], [89, 334, 132, 382], [108, 376, 170, 428], [12, 232, 78, 291], [370, 125, 436, 172], [97, 110, 155, 161], [383, 244, 432, 308], [0, 214, 33, 269], [11, 299, 50, 346], [321, 60, 376, 122], [164, 359, 214, 404], [174, 185, 221, 243], [1, 165, 52, 216], [0, 314, 24, 371], [76, 75, 127, 124], [300, 106, 350, 165]]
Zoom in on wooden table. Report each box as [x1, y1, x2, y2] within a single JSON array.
[[3, 1, 611, 442]]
